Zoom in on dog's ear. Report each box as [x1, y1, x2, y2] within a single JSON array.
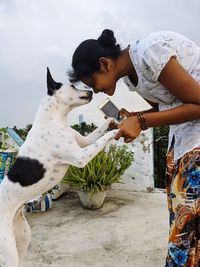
[[47, 67, 62, 96]]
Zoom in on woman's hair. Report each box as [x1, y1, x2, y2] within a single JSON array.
[[68, 29, 121, 83]]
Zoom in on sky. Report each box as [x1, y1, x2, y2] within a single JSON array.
[[1, 0, 200, 128]]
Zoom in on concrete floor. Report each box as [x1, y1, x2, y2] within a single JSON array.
[[24, 190, 169, 267]]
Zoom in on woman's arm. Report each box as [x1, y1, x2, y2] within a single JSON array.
[[115, 58, 200, 142], [145, 57, 200, 127], [145, 103, 200, 127], [118, 105, 158, 118]]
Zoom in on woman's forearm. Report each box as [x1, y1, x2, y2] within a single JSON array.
[[144, 103, 200, 127], [142, 107, 158, 114]]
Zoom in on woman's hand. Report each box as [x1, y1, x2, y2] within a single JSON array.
[[118, 108, 133, 118], [115, 116, 142, 143], [105, 108, 134, 130]]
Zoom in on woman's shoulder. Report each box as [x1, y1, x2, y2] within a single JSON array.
[[129, 30, 197, 67], [134, 30, 187, 43], [128, 31, 187, 83], [131, 31, 189, 52]]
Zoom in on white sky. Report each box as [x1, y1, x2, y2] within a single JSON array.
[[0, 0, 200, 128]]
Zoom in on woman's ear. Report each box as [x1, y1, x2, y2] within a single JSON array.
[[99, 57, 113, 72]]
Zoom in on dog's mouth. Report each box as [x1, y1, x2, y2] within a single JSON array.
[[79, 91, 93, 101], [79, 96, 92, 99], [79, 96, 92, 100]]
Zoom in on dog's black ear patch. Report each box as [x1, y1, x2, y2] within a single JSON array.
[[7, 157, 46, 187], [47, 67, 62, 96]]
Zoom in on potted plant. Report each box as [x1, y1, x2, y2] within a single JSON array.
[[63, 144, 134, 209]]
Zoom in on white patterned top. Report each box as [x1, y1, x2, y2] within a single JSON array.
[[123, 31, 200, 161]]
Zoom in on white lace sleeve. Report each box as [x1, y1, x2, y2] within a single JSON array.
[[141, 41, 177, 81]]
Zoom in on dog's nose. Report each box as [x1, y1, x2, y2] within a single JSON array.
[[87, 91, 93, 97]]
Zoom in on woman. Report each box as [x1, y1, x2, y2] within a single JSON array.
[[69, 29, 200, 267]]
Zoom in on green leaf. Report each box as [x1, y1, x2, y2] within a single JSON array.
[[63, 144, 134, 194]]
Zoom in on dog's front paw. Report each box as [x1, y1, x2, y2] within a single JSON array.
[[108, 119, 119, 130], [105, 117, 119, 131], [109, 129, 118, 139]]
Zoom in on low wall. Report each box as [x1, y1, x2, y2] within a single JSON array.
[[112, 129, 154, 192]]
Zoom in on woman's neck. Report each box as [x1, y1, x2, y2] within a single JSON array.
[[116, 47, 138, 86]]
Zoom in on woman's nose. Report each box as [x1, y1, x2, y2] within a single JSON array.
[[93, 88, 99, 94]]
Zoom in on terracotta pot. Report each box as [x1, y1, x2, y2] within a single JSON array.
[[78, 190, 107, 209]]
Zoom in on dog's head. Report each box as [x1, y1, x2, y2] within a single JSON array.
[[47, 67, 93, 108]]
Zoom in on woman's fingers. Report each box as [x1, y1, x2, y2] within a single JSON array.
[[118, 108, 132, 118], [124, 137, 134, 143], [114, 116, 142, 142], [114, 129, 123, 140], [118, 118, 127, 128], [115, 129, 134, 142]]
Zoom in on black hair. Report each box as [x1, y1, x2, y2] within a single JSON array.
[[68, 29, 121, 84]]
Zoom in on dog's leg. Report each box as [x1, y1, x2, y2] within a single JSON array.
[[13, 206, 31, 267], [75, 129, 118, 167], [0, 214, 19, 267], [73, 118, 116, 147], [57, 129, 118, 168]]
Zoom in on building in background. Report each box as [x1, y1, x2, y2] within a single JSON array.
[[79, 114, 84, 125], [0, 128, 24, 151], [0, 128, 24, 183]]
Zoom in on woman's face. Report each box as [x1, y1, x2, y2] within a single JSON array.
[[81, 57, 118, 96]]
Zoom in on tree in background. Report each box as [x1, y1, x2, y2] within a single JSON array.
[[71, 122, 97, 136], [12, 122, 97, 140], [13, 124, 32, 140]]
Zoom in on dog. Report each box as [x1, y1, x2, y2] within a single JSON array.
[[0, 68, 117, 267]]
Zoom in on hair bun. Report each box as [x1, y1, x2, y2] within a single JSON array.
[[97, 29, 116, 48]]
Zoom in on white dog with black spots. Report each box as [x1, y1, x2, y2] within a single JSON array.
[[0, 68, 117, 267]]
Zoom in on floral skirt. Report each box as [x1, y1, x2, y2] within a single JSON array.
[[165, 144, 200, 267]]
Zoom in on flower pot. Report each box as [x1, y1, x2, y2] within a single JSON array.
[[78, 190, 107, 209]]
